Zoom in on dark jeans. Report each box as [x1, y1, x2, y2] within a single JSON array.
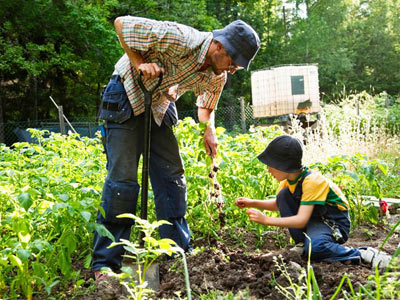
[[92, 76, 190, 271], [276, 187, 361, 262]]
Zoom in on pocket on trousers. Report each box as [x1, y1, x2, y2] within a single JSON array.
[[98, 90, 132, 124], [99, 180, 139, 225], [166, 175, 187, 218]]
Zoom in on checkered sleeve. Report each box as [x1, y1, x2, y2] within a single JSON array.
[[196, 74, 227, 110], [120, 16, 188, 56]]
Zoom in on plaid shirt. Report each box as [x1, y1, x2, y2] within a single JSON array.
[[114, 16, 227, 126]]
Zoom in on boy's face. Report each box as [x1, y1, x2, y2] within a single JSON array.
[[267, 166, 289, 182]]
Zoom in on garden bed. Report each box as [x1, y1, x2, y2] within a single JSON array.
[[71, 215, 400, 300]]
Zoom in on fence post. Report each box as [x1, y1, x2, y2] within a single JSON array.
[[385, 96, 390, 108], [356, 99, 360, 116], [88, 122, 92, 138], [239, 97, 246, 133], [58, 105, 66, 135]]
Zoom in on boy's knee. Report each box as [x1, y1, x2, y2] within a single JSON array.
[[305, 238, 329, 258]]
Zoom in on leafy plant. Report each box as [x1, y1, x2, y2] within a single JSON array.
[[0, 130, 111, 298], [310, 153, 388, 226], [107, 214, 191, 300]]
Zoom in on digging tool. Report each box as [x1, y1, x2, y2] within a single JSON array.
[[137, 72, 163, 242], [122, 72, 163, 291]]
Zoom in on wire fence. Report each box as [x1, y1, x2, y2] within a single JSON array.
[[0, 119, 100, 145], [0, 105, 277, 146], [179, 104, 258, 130]]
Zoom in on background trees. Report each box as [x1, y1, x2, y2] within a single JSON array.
[[0, 0, 399, 123]]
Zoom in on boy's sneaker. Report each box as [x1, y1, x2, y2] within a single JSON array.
[[290, 242, 305, 255], [359, 247, 392, 269]]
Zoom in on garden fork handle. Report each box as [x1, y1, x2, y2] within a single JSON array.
[[137, 73, 163, 105], [137, 73, 163, 246]]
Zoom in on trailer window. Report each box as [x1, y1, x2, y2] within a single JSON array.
[[291, 75, 304, 95]]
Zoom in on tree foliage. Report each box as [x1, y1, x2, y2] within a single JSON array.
[[279, 0, 400, 99], [0, 0, 399, 124]]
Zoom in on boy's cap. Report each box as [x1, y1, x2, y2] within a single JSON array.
[[257, 135, 303, 173], [212, 20, 260, 70]]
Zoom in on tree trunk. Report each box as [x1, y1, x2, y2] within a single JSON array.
[[33, 75, 38, 120], [0, 73, 4, 144]]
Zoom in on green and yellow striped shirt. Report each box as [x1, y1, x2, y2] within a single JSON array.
[[115, 16, 227, 126], [276, 168, 349, 211]]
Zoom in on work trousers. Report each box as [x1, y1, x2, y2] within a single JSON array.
[[276, 187, 361, 262], [92, 76, 190, 271]]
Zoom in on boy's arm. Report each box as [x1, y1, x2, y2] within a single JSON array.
[[236, 197, 279, 211], [246, 204, 314, 228]]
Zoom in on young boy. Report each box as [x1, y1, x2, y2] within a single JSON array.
[[235, 135, 392, 268]]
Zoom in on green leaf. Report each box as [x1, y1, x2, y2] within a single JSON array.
[[143, 236, 157, 246], [18, 232, 31, 244], [17, 249, 32, 263], [58, 194, 69, 202], [99, 206, 106, 218], [344, 171, 359, 180], [80, 211, 91, 222], [61, 232, 77, 256], [84, 253, 92, 269], [117, 213, 136, 220], [120, 266, 133, 276], [9, 254, 23, 271], [57, 250, 71, 275], [376, 163, 388, 175], [93, 224, 115, 242], [45, 280, 60, 295], [17, 192, 33, 211], [75, 279, 84, 287]]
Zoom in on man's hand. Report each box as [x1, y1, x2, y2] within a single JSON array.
[[138, 63, 165, 79], [198, 108, 218, 158], [235, 197, 251, 209], [246, 208, 268, 225], [203, 124, 218, 158]]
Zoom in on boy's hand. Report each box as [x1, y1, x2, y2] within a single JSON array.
[[246, 208, 268, 225], [235, 197, 251, 208]]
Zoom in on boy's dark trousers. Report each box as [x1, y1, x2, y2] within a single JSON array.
[[92, 76, 190, 272], [276, 184, 361, 262]]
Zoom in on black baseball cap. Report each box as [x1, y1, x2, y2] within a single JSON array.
[[257, 135, 303, 173], [212, 20, 260, 70]]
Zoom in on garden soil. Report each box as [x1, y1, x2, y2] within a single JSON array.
[[70, 215, 399, 300]]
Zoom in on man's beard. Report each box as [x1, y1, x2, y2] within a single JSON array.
[[211, 65, 220, 75]]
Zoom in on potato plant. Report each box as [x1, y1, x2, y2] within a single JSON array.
[[0, 130, 108, 299], [0, 112, 398, 298]]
